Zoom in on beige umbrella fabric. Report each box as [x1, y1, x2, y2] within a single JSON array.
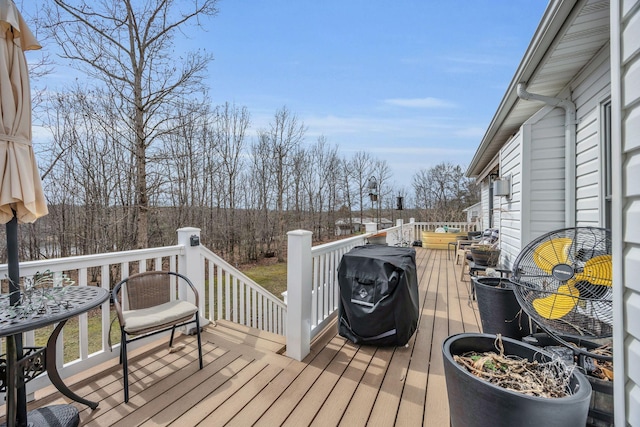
[[0, 0, 47, 225]]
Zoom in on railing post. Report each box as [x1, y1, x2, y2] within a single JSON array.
[[286, 229, 313, 361], [409, 218, 415, 241], [177, 227, 209, 331]]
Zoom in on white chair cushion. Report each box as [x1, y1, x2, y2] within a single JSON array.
[[123, 300, 198, 334]]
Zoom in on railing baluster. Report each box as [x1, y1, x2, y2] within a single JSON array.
[[216, 265, 222, 321], [239, 280, 245, 325], [228, 272, 233, 321], [101, 264, 110, 353], [258, 293, 263, 330]]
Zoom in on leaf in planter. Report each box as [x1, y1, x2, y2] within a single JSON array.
[[600, 366, 614, 381], [472, 355, 493, 371]]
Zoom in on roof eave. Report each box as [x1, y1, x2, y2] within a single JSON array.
[[466, 0, 580, 178]]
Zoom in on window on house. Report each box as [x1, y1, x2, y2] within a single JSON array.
[[603, 102, 612, 231]]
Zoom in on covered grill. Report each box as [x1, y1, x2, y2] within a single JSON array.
[[337, 245, 419, 346]]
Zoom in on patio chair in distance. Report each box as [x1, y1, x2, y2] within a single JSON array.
[[112, 271, 204, 402]]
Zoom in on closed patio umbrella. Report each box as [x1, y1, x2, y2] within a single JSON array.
[[1, 0, 47, 425], [1, 0, 46, 225]]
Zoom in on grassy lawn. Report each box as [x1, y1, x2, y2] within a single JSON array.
[[242, 261, 287, 300], [30, 261, 287, 362]]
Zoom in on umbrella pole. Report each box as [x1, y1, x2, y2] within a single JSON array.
[[6, 214, 28, 426]]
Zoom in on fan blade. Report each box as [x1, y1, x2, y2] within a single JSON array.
[[582, 254, 612, 286], [532, 237, 573, 274], [532, 282, 579, 320]]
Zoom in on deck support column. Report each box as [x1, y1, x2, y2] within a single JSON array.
[[177, 227, 209, 333], [286, 230, 313, 361]]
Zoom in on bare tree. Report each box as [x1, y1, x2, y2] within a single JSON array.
[[296, 136, 339, 239], [41, 0, 219, 248], [412, 162, 478, 221], [371, 159, 392, 226], [212, 102, 250, 261], [37, 85, 135, 255], [337, 158, 355, 232], [157, 99, 214, 239], [349, 151, 375, 223], [250, 133, 277, 257], [258, 106, 306, 260]]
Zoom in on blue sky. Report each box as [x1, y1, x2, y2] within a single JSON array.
[[22, 1, 549, 190]]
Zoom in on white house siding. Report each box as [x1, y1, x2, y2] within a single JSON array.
[[573, 48, 611, 227], [524, 107, 567, 240], [494, 106, 566, 267], [497, 132, 522, 267], [612, 0, 640, 424], [480, 178, 491, 231]]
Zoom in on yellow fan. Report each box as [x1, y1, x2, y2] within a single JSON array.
[[532, 237, 572, 273], [532, 254, 613, 319], [511, 227, 613, 347]]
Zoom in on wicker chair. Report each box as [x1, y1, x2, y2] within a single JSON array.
[[455, 240, 475, 265], [112, 271, 203, 402]]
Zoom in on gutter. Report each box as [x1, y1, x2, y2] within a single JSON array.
[[516, 83, 576, 227]]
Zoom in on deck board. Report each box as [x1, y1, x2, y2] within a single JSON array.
[[1, 248, 480, 427], [396, 249, 435, 426], [310, 345, 377, 426]]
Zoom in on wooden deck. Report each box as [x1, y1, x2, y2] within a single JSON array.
[[2, 248, 481, 426]]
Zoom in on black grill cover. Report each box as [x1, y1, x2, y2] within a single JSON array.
[[338, 245, 419, 346]]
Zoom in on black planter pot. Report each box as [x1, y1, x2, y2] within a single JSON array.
[[522, 333, 614, 427], [473, 277, 534, 339], [470, 248, 501, 266], [443, 333, 592, 427], [586, 375, 614, 427]]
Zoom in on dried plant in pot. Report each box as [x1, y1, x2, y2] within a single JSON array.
[[470, 244, 501, 266], [442, 333, 591, 427]]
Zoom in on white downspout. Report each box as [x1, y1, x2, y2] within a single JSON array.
[[517, 83, 577, 227]]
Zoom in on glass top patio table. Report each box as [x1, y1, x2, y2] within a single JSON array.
[[1, 286, 109, 427], [0, 286, 109, 336]]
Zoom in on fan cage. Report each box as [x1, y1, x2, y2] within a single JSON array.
[[510, 227, 613, 340]]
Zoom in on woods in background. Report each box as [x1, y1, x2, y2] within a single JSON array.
[[8, 0, 479, 265]]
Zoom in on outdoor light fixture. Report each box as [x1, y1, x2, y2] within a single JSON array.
[[367, 176, 378, 202], [367, 176, 379, 229], [493, 175, 512, 199]]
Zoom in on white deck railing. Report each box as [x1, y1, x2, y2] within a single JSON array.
[[1, 220, 476, 398], [286, 220, 413, 360], [200, 245, 286, 335], [284, 219, 478, 360], [0, 227, 284, 402]]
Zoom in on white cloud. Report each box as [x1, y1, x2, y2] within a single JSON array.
[[443, 52, 516, 67], [302, 113, 478, 142], [453, 127, 486, 138], [384, 97, 456, 108], [366, 146, 475, 156]]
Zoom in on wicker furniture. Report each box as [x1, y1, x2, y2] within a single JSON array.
[[455, 240, 476, 265], [112, 271, 203, 403]]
